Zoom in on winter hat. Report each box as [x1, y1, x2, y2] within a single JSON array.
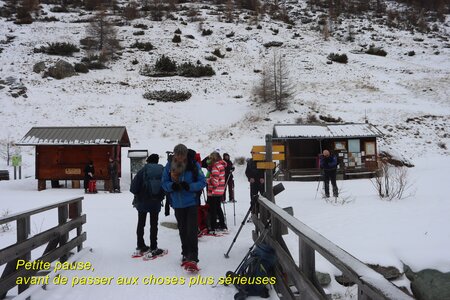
[[173, 144, 188, 157], [147, 154, 159, 164]]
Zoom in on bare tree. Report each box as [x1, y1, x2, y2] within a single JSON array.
[[0, 135, 13, 166], [86, 10, 120, 61], [254, 51, 293, 111], [225, 0, 234, 23]]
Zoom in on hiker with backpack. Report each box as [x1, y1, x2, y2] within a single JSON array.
[[206, 152, 227, 234], [130, 154, 166, 259], [162, 144, 206, 271]]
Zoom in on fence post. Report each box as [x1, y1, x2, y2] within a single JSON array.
[[17, 216, 31, 294], [299, 239, 316, 283], [58, 205, 69, 262]]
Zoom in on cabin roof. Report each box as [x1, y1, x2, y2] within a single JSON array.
[[273, 123, 382, 139], [16, 126, 131, 146]]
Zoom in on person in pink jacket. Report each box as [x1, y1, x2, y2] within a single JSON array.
[[206, 152, 227, 234]]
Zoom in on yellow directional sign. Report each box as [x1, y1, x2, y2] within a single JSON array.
[[257, 162, 276, 169], [252, 153, 285, 161], [251, 145, 285, 153]]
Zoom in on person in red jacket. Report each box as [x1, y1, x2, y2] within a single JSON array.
[[206, 152, 227, 234]]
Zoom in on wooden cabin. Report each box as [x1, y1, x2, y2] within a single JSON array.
[[17, 126, 131, 190], [272, 123, 382, 181]]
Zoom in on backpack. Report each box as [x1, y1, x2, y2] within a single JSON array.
[[231, 243, 277, 299], [142, 164, 165, 201]]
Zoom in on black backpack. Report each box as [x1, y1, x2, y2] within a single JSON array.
[[229, 243, 277, 299]]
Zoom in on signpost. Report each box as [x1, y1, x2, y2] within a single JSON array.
[[12, 154, 22, 180]]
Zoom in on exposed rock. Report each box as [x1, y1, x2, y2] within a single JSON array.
[[263, 41, 283, 48], [45, 60, 76, 79], [316, 272, 331, 286], [404, 264, 450, 300], [368, 264, 402, 280], [33, 61, 46, 73], [335, 274, 355, 287]]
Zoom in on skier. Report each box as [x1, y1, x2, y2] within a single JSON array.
[[130, 154, 166, 259], [84, 160, 95, 193], [108, 157, 120, 193], [162, 144, 206, 272], [206, 152, 227, 234], [223, 153, 235, 202], [319, 149, 339, 198]]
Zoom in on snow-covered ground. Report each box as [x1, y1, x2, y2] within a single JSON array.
[[1, 0, 450, 298]]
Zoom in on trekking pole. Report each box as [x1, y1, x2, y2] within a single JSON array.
[[314, 173, 322, 201], [231, 221, 271, 272], [233, 197, 236, 226], [224, 199, 255, 258], [222, 198, 227, 227]]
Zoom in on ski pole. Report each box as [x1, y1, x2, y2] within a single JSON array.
[[222, 198, 227, 227], [233, 197, 236, 226], [224, 199, 255, 258], [314, 174, 322, 201]]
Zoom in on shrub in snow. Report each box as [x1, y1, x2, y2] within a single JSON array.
[[50, 6, 69, 13], [174, 28, 182, 34], [177, 62, 215, 77], [74, 63, 89, 73], [133, 24, 148, 30], [212, 48, 225, 58], [133, 31, 145, 36], [327, 53, 348, 64], [234, 157, 246, 166], [155, 55, 177, 73], [319, 114, 343, 123], [205, 56, 217, 62], [202, 29, 213, 36], [143, 90, 192, 102], [365, 46, 387, 57], [33, 62, 46, 73], [172, 34, 181, 43], [130, 41, 154, 51], [45, 42, 80, 56], [263, 41, 283, 48], [437, 141, 447, 150], [371, 158, 412, 201]]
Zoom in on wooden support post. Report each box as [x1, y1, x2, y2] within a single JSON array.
[[17, 216, 31, 294], [38, 180, 46, 191], [58, 205, 69, 262], [299, 239, 315, 283]]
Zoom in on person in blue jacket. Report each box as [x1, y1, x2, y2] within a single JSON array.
[[162, 144, 206, 268], [319, 150, 339, 198]]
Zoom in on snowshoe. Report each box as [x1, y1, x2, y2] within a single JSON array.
[[182, 261, 200, 273], [131, 246, 150, 258], [142, 248, 168, 261]]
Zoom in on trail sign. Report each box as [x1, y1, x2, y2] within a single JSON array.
[[252, 145, 284, 153], [256, 162, 276, 169], [12, 155, 22, 167], [252, 153, 285, 161]]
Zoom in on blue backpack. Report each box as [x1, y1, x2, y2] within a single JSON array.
[[233, 243, 277, 299]]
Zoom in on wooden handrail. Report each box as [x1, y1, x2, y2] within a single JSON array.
[[257, 196, 413, 300], [0, 197, 83, 225]]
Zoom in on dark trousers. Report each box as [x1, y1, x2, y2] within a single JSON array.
[[323, 170, 338, 197], [136, 211, 159, 250], [174, 206, 198, 262], [223, 178, 235, 201], [207, 196, 226, 230], [110, 174, 120, 191]]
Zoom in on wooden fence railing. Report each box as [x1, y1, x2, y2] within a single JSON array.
[[253, 195, 413, 300], [0, 197, 86, 299]]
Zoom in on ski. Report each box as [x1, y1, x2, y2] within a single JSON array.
[[142, 249, 168, 261]]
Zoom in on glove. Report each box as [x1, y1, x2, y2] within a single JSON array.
[[180, 181, 190, 191], [172, 182, 182, 192], [231, 166, 235, 172]]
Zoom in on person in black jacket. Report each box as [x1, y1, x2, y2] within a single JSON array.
[[130, 154, 165, 257], [84, 161, 94, 193], [245, 152, 265, 203], [223, 153, 235, 202]]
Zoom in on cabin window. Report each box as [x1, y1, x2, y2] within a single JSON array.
[[365, 141, 376, 155], [348, 139, 360, 153]]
